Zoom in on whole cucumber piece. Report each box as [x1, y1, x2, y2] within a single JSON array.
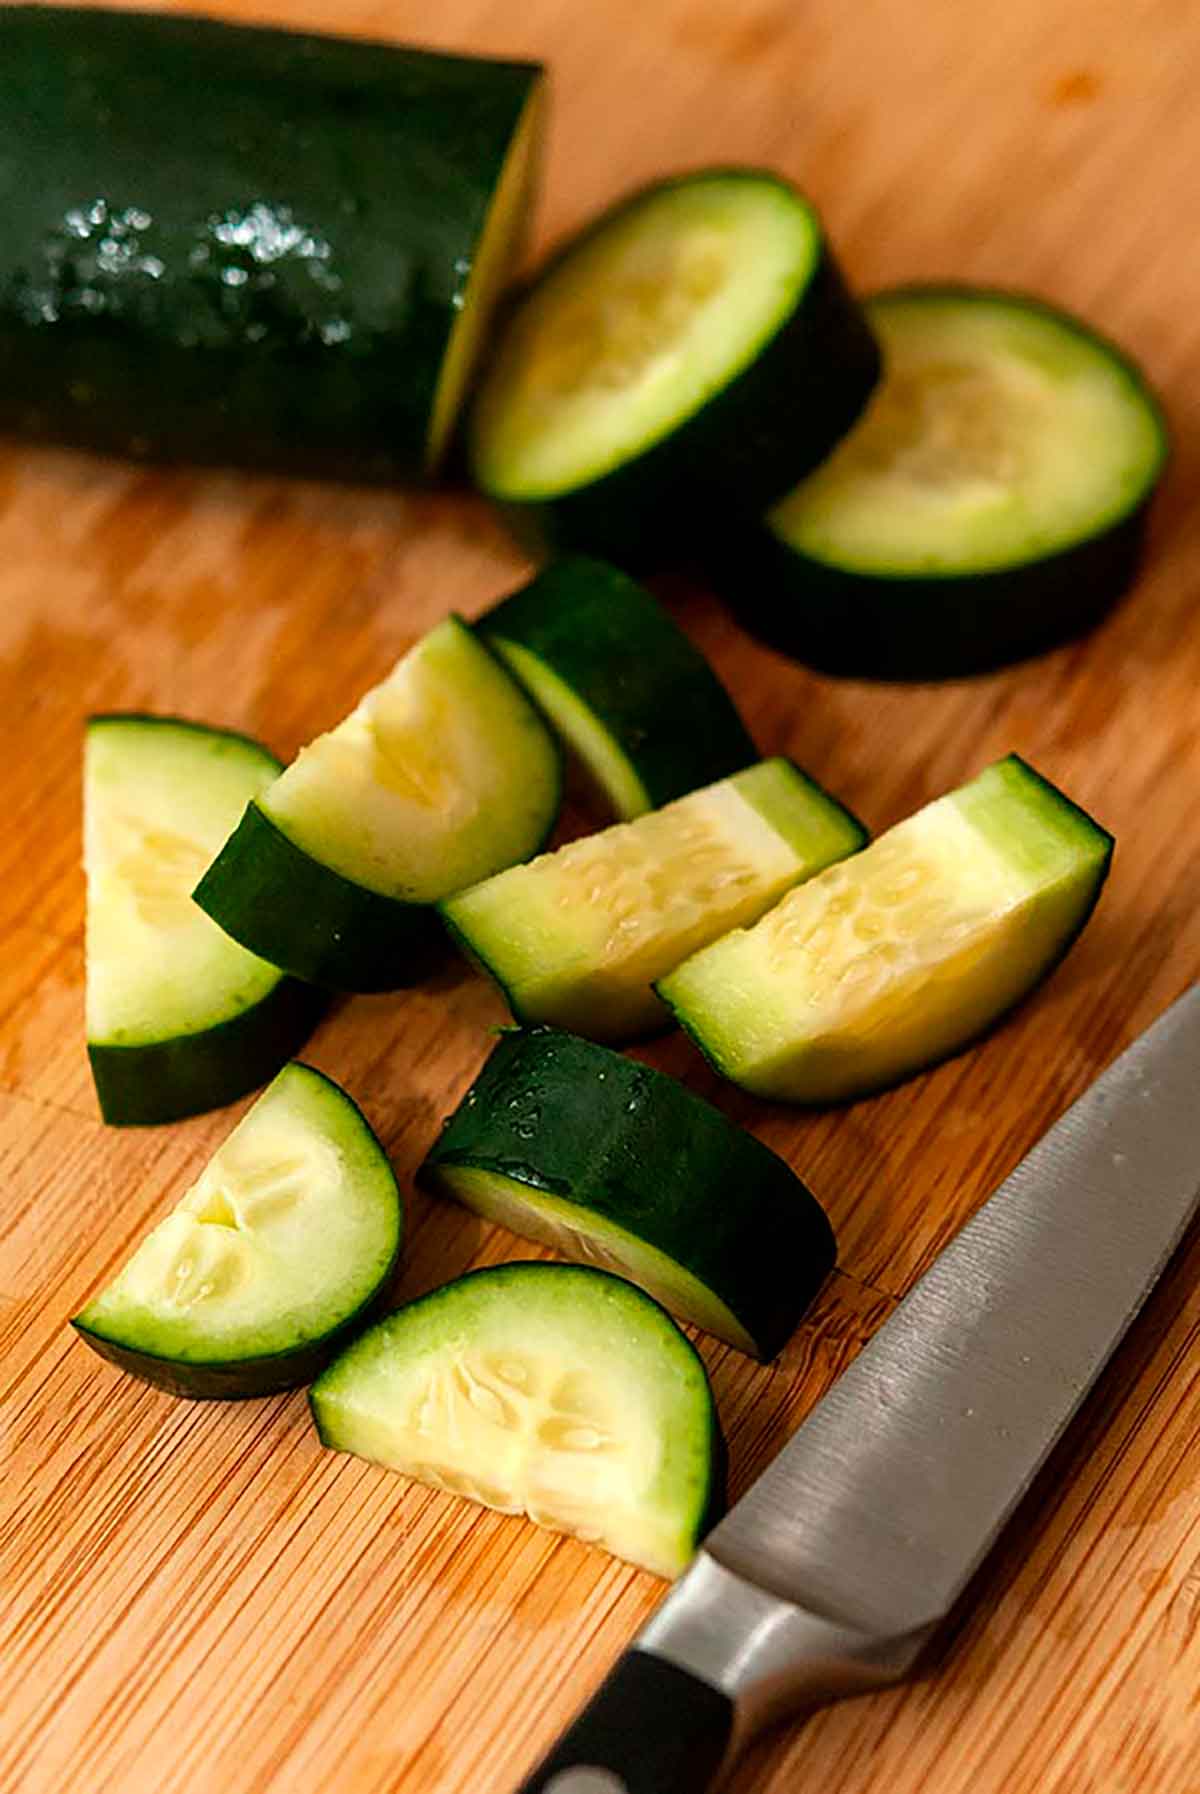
[[0, 7, 543, 480]]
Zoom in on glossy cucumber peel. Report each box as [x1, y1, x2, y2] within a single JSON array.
[[660, 755, 1113, 1103], [441, 758, 866, 1042], [194, 617, 561, 991], [478, 556, 756, 818], [469, 169, 880, 564], [719, 286, 1169, 678], [311, 1261, 723, 1577], [0, 7, 542, 480], [85, 714, 325, 1126], [419, 1029, 837, 1358], [73, 1063, 403, 1399]]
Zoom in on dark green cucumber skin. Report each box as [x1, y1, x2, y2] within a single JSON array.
[[473, 174, 881, 568], [717, 503, 1153, 681], [88, 977, 329, 1127], [419, 1028, 837, 1359], [0, 7, 540, 481], [194, 802, 444, 993], [72, 1235, 400, 1401], [478, 557, 757, 808], [310, 1260, 727, 1530]]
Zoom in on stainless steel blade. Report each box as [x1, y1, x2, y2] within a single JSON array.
[[706, 983, 1200, 1640]]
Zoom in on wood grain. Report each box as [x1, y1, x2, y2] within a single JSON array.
[[2, 0, 1200, 1789]]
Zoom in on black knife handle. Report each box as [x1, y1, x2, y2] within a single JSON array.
[[515, 1649, 734, 1794]]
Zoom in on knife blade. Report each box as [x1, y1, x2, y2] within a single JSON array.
[[516, 983, 1200, 1794]]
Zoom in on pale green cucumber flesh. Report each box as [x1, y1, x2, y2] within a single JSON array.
[[769, 286, 1167, 578], [258, 615, 561, 902], [432, 1165, 755, 1355], [441, 757, 864, 1041], [660, 754, 1113, 1102], [84, 713, 323, 1122], [471, 173, 822, 501], [74, 1064, 401, 1384], [310, 1262, 720, 1579]]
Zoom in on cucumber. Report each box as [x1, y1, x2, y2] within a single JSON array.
[[419, 1029, 837, 1358], [73, 1063, 402, 1399], [194, 617, 561, 991], [441, 759, 865, 1041], [310, 1262, 722, 1578], [469, 169, 880, 564], [477, 556, 756, 818], [85, 715, 326, 1126], [0, 7, 542, 479], [722, 286, 1169, 678], [659, 755, 1113, 1103]]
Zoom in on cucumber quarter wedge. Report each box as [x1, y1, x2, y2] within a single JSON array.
[[469, 169, 880, 564], [0, 7, 542, 480], [724, 286, 1169, 678], [441, 758, 865, 1041], [660, 755, 1113, 1104], [194, 617, 561, 992], [73, 1063, 402, 1399], [85, 715, 325, 1126], [478, 557, 756, 818], [310, 1262, 722, 1578], [419, 1029, 837, 1359]]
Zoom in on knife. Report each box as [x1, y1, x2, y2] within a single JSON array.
[[516, 983, 1200, 1794]]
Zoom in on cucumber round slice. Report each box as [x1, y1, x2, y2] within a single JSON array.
[[194, 617, 561, 991], [469, 169, 880, 564], [659, 755, 1113, 1104], [720, 286, 1168, 679], [441, 759, 866, 1042], [0, 8, 542, 481], [310, 1262, 722, 1578], [73, 1063, 402, 1399], [477, 556, 756, 818], [85, 715, 326, 1126], [419, 1029, 837, 1358]]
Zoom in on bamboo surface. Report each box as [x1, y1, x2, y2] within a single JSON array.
[[3, 0, 1200, 1790]]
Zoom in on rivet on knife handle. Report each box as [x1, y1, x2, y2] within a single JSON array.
[[516, 1652, 733, 1794]]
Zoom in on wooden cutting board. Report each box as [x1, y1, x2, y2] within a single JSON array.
[[3, 0, 1199, 1789]]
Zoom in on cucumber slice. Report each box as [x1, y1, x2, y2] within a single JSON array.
[[659, 755, 1113, 1103], [85, 715, 326, 1126], [0, 8, 542, 480], [722, 286, 1169, 678], [469, 169, 880, 564], [478, 556, 756, 818], [441, 758, 866, 1041], [73, 1063, 402, 1399], [194, 617, 561, 991], [310, 1262, 722, 1578], [419, 1029, 837, 1358]]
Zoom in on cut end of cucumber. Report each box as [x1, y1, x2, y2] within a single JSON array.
[[661, 754, 1112, 1103], [470, 171, 821, 500], [428, 1163, 758, 1356], [74, 1064, 401, 1390], [769, 286, 1168, 578], [426, 81, 544, 470], [441, 757, 861, 1042], [261, 615, 560, 903], [311, 1262, 719, 1578]]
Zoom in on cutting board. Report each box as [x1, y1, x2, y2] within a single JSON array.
[[3, 1, 1200, 1790]]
